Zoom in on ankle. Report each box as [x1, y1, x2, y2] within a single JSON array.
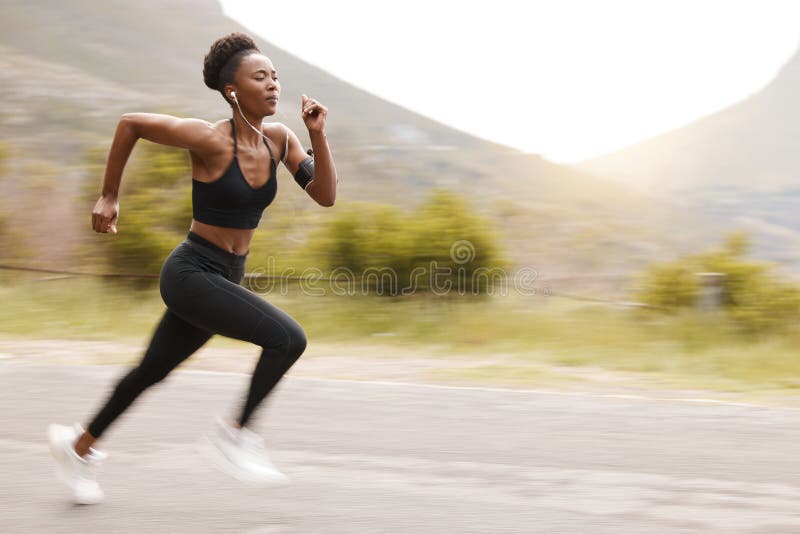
[[74, 431, 96, 458]]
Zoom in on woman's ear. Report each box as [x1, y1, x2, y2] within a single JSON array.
[[224, 85, 237, 101]]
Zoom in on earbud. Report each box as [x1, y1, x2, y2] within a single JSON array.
[[229, 91, 237, 100]]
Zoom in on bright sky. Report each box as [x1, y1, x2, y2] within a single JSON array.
[[220, 0, 800, 164]]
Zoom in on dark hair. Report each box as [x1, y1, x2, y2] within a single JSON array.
[[203, 32, 260, 105]]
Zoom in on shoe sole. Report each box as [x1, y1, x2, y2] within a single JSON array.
[[197, 435, 290, 487]]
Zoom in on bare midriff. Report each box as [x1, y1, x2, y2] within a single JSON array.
[[189, 219, 255, 256]]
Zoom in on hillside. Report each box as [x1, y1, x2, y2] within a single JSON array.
[[0, 0, 718, 293], [576, 44, 800, 272], [577, 45, 800, 193]]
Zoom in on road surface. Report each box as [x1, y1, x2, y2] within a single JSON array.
[[0, 361, 798, 533]]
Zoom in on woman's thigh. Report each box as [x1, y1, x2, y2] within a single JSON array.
[[160, 245, 305, 352]]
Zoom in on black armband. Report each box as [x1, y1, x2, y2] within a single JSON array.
[[293, 155, 314, 190]]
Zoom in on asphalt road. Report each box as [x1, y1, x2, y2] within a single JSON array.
[[0, 361, 798, 533]]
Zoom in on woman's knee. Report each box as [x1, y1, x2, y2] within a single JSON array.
[[288, 326, 307, 360], [266, 322, 307, 366], [243, 307, 307, 366]]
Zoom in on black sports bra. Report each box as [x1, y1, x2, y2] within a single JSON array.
[[192, 118, 278, 229]]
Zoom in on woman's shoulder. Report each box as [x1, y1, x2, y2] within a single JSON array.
[[261, 121, 289, 138], [189, 118, 231, 157], [208, 117, 231, 132], [262, 122, 290, 160]]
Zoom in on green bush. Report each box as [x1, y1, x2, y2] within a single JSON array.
[[634, 261, 698, 310], [635, 231, 800, 334], [305, 188, 507, 295], [408, 189, 506, 294]]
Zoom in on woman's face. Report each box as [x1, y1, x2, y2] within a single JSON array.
[[231, 53, 281, 116]]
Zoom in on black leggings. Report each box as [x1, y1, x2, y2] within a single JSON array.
[[86, 231, 307, 439]]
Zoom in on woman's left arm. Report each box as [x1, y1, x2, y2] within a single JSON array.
[[305, 130, 336, 206], [278, 94, 337, 207]]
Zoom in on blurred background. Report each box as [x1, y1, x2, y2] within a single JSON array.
[[1, 0, 799, 402]]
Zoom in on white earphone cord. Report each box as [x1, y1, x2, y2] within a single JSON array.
[[230, 92, 338, 184], [232, 94, 271, 144]]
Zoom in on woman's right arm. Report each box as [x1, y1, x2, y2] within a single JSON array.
[[92, 113, 217, 234]]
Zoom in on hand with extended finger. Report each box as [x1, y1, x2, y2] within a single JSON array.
[[301, 94, 327, 132], [91, 194, 119, 234]]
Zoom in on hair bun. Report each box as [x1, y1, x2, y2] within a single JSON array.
[[203, 32, 260, 91]]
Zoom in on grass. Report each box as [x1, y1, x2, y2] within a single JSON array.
[[1, 270, 799, 395]]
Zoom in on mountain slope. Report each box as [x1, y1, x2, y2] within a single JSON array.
[[0, 0, 717, 290], [574, 44, 800, 272], [577, 45, 800, 193]]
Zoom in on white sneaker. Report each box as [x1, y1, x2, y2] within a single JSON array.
[[203, 417, 289, 486], [47, 423, 108, 505]]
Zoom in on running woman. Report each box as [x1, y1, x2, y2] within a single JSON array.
[[47, 31, 338, 504]]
